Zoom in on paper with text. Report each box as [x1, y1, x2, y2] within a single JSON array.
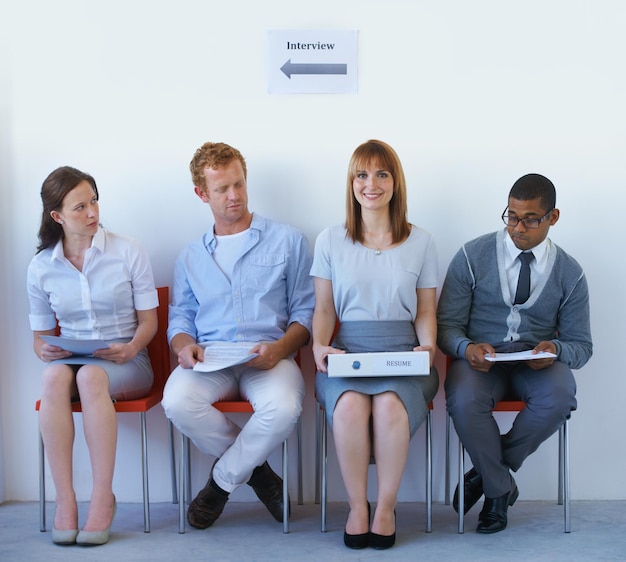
[[193, 342, 259, 372]]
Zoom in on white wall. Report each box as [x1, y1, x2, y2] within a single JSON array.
[[2, 0, 625, 505]]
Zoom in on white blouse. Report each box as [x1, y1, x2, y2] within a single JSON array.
[[27, 227, 158, 339]]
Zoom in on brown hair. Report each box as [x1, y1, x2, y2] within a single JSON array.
[[37, 166, 99, 253], [345, 139, 410, 244], [189, 142, 247, 190]]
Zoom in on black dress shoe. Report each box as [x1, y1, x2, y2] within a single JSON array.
[[453, 467, 484, 514], [369, 509, 396, 550], [247, 461, 289, 522], [476, 478, 519, 534], [344, 503, 370, 549], [187, 477, 229, 529]]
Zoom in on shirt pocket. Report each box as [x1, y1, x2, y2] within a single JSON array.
[[247, 254, 287, 288]]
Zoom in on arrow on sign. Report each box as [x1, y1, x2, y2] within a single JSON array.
[[280, 59, 348, 79]]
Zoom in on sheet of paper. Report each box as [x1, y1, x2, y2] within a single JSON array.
[[40, 335, 111, 356], [193, 342, 259, 373], [484, 350, 557, 362]]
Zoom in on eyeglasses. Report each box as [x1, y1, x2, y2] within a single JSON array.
[[501, 208, 554, 229]]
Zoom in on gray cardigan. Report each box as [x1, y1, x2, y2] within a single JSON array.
[[437, 229, 592, 370]]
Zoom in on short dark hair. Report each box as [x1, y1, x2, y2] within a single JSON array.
[[509, 173, 556, 212]]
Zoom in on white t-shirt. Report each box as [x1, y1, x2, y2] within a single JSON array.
[[213, 229, 249, 281]]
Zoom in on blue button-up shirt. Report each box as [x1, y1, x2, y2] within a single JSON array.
[[168, 214, 314, 346]]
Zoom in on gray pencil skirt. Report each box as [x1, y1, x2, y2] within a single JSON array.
[[315, 321, 439, 436], [51, 338, 154, 401]]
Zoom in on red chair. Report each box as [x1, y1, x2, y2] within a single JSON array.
[[177, 351, 304, 534], [444, 356, 570, 533], [36, 286, 174, 533]]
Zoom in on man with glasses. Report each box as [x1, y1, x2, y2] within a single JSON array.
[[437, 173, 592, 534]]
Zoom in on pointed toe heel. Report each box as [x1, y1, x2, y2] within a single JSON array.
[[52, 528, 79, 545], [369, 508, 396, 550], [77, 497, 116, 546], [343, 530, 369, 549], [368, 530, 396, 550], [343, 502, 371, 549]]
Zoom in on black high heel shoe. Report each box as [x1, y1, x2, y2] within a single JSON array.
[[343, 502, 371, 550], [369, 509, 396, 550]]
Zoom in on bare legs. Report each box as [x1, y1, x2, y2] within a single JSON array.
[[332, 391, 409, 536], [39, 364, 117, 533], [372, 392, 409, 535], [333, 392, 371, 535], [39, 364, 78, 531]]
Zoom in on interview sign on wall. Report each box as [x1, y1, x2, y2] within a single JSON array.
[[267, 29, 358, 94]]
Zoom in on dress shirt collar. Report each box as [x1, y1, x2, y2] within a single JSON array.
[[204, 212, 265, 252], [504, 229, 549, 266], [50, 226, 105, 262]]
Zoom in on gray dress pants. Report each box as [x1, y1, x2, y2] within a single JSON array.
[[445, 359, 576, 498]]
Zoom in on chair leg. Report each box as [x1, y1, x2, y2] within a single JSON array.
[[282, 438, 289, 533], [320, 408, 328, 532], [185, 436, 192, 504], [558, 423, 564, 505], [39, 430, 46, 532], [297, 416, 303, 506], [458, 437, 465, 534], [179, 433, 188, 534], [314, 406, 321, 505], [445, 412, 451, 505], [426, 408, 432, 533], [140, 412, 150, 533], [562, 420, 571, 533], [168, 420, 178, 504]]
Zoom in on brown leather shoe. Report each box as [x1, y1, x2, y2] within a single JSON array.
[[247, 461, 289, 522], [187, 477, 229, 529]]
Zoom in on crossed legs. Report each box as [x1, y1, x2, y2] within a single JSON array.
[[446, 360, 577, 498], [162, 359, 304, 492]]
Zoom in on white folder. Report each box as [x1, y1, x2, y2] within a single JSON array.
[[327, 351, 430, 377]]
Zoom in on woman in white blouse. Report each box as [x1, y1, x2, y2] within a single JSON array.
[[27, 166, 158, 546]]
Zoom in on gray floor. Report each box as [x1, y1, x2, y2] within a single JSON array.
[[1, 500, 625, 561]]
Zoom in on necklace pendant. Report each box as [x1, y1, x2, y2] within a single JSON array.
[[374, 249, 382, 256]]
